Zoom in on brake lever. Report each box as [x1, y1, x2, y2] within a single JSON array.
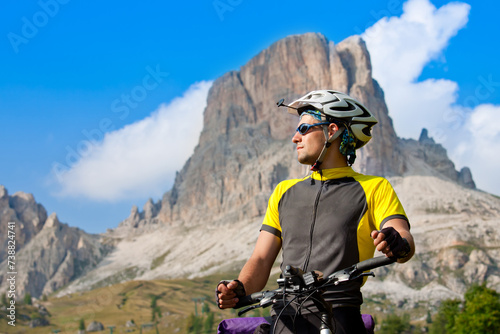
[[350, 271, 375, 282], [238, 304, 260, 316], [237, 291, 278, 316], [331, 271, 375, 285]]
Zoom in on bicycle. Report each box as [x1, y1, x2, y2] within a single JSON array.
[[217, 256, 396, 334]]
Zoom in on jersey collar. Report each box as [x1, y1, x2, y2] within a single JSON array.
[[311, 166, 359, 181]]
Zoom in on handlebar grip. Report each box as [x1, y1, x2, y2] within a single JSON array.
[[234, 291, 264, 309], [355, 256, 396, 272]]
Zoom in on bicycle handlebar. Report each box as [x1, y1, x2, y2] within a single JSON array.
[[234, 290, 275, 309], [234, 256, 396, 311], [338, 255, 396, 278]]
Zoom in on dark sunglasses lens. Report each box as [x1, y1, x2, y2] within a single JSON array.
[[297, 124, 310, 135]]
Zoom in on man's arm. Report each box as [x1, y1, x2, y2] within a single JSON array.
[[371, 218, 415, 263], [217, 230, 281, 309]]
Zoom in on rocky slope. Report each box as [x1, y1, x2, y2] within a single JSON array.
[[57, 33, 499, 308], [0, 186, 110, 298]]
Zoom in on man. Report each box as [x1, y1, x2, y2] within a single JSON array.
[[216, 90, 415, 333]]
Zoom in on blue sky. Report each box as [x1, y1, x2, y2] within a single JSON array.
[[1, 0, 499, 234]]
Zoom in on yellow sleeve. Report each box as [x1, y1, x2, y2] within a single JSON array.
[[372, 178, 408, 229], [356, 176, 409, 281]]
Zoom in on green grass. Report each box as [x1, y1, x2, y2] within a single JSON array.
[[0, 271, 244, 334], [151, 250, 171, 270], [451, 244, 477, 256]]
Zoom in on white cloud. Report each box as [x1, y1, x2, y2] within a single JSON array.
[[451, 104, 500, 195], [52, 81, 213, 201], [362, 0, 470, 139], [362, 0, 500, 196]]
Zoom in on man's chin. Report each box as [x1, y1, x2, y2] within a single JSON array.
[[297, 156, 314, 166]]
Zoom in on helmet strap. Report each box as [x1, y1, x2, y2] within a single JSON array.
[[311, 125, 345, 171]]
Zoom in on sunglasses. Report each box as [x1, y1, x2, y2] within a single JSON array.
[[296, 122, 331, 135]]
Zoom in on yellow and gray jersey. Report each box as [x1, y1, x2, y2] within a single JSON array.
[[261, 166, 408, 308]]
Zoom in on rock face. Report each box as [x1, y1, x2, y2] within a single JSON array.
[[114, 33, 475, 232], [117, 33, 473, 231], [0, 188, 110, 298], [0, 185, 47, 262], [398, 128, 476, 188]]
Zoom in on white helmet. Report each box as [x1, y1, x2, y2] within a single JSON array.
[[287, 90, 378, 148]]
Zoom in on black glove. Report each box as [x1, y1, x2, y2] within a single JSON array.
[[215, 280, 246, 309], [379, 227, 411, 259]]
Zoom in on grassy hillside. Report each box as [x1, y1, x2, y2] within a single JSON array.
[[0, 270, 274, 334]]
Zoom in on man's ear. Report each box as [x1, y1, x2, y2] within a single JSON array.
[[328, 122, 340, 137]]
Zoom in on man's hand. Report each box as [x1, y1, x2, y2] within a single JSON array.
[[216, 280, 245, 309], [371, 227, 411, 260], [215, 231, 281, 310]]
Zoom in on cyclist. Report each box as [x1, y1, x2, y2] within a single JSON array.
[[216, 90, 415, 333]]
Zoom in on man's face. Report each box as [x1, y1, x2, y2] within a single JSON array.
[[292, 115, 326, 165]]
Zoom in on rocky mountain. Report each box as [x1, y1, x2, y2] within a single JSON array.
[[0, 185, 47, 261], [57, 32, 499, 309], [4, 32, 499, 308], [116, 33, 475, 232], [0, 186, 110, 298]]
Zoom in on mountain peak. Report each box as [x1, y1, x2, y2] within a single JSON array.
[[0, 186, 109, 298], [120, 32, 475, 230], [44, 212, 60, 228], [419, 128, 435, 144], [0, 185, 7, 198]]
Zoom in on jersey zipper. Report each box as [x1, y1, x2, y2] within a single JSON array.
[[302, 178, 324, 271]]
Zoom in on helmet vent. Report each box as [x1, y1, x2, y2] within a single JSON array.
[[329, 101, 356, 111], [362, 127, 372, 136], [357, 104, 373, 117]]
